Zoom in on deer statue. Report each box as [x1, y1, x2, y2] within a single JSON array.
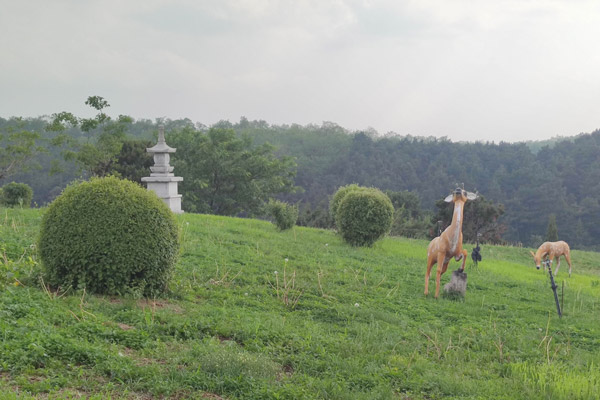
[[530, 241, 572, 277], [425, 187, 478, 298]]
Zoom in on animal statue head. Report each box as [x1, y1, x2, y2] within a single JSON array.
[[444, 187, 478, 203], [529, 251, 542, 270]]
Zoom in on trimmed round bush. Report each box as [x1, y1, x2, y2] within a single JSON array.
[[268, 199, 298, 231], [1, 182, 33, 208], [329, 184, 369, 224], [336, 188, 394, 247], [39, 176, 179, 296]]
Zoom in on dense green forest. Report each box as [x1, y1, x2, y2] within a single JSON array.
[[1, 114, 599, 250], [234, 117, 600, 250]]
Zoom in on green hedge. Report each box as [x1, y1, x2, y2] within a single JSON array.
[[329, 184, 370, 225], [336, 188, 394, 247], [38, 177, 180, 296], [0, 182, 33, 208]]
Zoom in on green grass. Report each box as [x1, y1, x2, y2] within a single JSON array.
[[2, 207, 600, 399]]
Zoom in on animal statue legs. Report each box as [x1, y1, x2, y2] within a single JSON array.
[[425, 267, 430, 296], [425, 237, 439, 296], [435, 253, 447, 299], [554, 254, 573, 277], [455, 249, 467, 271], [425, 252, 447, 298], [424, 256, 434, 296]]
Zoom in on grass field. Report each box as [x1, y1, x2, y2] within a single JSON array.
[[1, 207, 600, 399]]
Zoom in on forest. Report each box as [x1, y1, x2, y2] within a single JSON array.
[[2, 106, 599, 250]]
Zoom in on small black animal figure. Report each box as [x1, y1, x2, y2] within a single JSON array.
[[471, 245, 481, 266]]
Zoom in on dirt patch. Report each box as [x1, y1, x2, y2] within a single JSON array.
[[121, 347, 168, 367], [118, 322, 135, 330], [217, 335, 232, 343], [162, 390, 222, 400], [217, 335, 244, 347], [277, 363, 294, 381], [201, 393, 226, 399], [34, 388, 89, 399], [137, 299, 184, 314], [283, 364, 294, 375], [27, 375, 46, 383], [138, 299, 167, 308]]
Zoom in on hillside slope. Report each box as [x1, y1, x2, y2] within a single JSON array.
[[1, 208, 600, 399]]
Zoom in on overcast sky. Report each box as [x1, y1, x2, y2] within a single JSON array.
[[2, 0, 600, 142]]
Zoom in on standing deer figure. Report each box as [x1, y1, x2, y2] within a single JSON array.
[[425, 188, 478, 298], [530, 241, 572, 277]]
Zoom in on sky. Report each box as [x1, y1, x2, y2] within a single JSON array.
[[2, 0, 600, 143]]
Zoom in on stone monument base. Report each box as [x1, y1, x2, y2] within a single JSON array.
[[142, 176, 183, 214]]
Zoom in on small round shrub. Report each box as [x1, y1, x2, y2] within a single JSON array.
[[330, 184, 369, 224], [38, 176, 179, 296], [336, 188, 394, 247], [1, 182, 33, 208], [268, 199, 298, 231]]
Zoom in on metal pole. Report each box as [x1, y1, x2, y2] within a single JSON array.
[[545, 260, 562, 318]]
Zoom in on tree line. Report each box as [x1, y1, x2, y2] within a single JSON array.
[[2, 99, 599, 250]]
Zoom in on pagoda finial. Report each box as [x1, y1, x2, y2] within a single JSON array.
[[147, 125, 175, 154], [158, 124, 166, 144]]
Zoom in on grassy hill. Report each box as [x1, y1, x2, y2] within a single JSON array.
[[1, 207, 600, 399]]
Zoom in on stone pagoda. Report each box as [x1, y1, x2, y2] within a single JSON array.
[[141, 125, 183, 213]]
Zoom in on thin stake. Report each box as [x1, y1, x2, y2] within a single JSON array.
[[545, 260, 562, 318], [561, 280, 564, 314]]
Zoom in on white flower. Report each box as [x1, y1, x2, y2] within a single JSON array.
[[354, 303, 360, 307], [285, 258, 289, 262], [325, 243, 329, 247], [244, 293, 248, 296], [274, 271, 278, 275]]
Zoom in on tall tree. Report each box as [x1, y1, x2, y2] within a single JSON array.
[[113, 139, 153, 183], [0, 118, 46, 182], [386, 190, 431, 238], [169, 126, 297, 216], [47, 96, 133, 177], [545, 214, 559, 242]]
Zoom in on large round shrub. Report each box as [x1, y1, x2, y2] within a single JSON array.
[[336, 188, 394, 247], [39, 176, 179, 296], [1, 182, 33, 208], [329, 184, 369, 225]]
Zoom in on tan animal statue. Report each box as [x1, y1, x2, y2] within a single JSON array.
[[425, 188, 478, 298], [530, 241, 572, 277]]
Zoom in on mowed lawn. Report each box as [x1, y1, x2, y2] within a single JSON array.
[[1, 207, 600, 399]]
